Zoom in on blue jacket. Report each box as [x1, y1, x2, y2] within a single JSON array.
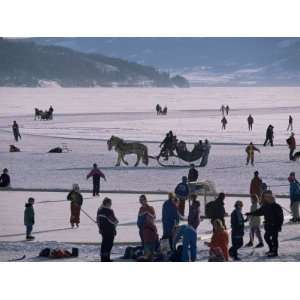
[[290, 180, 300, 203], [162, 199, 179, 235], [231, 208, 244, 238], [175, 182, 189, 198]]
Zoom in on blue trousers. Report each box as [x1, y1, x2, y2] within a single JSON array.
[[182, 227, 197, 262], [26, 224, 33, 236]]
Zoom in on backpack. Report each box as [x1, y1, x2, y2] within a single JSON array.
[[175, 183, 189, 198], [205, 201, 215, 218]]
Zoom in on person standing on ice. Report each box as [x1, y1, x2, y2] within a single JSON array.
[[206, 192, 227, 229], [229, 200, 245, 261], [187, 195, 201, 230], [162, 193, 180, 249], [205, 219, 229, 261], [143, 212, 159, 260], [24, 197, 35, 240], [245, 142, 260, 166], [0, 168, 10, 187], [286, 132, 296, 161], [97, 197, 119, 262], [263, 125, 274, 146], [246, 190, 284, 258], [250, 171, 263, 202], [137, 194, 156, 247], [221, 116, 227, 130], [200, 139, 211, 167], [67, 184, 83, 228], [188, 164, 198, 182], [245, 195, 264, 248], [247, 114, 254, 131], [288, 172, 300, 223], [287, 115, 293, 131], [173, 221, 198, 262], [220, 104, 225, 116], [86, 163, 106, 197], [225, 105, 230, 115], [175, 176, 190, 216], [12, 120, 21, 142]]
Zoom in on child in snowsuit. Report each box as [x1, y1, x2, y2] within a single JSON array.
[[245, 142, 260, 166], [173, 223, 197, 262], [67, 184, 83, 228], [288, 172, 300, 222], [86, 163, 106, 196], [24, 197, 35, 240], [205, 219, 229, 261], [97, 197, 119, 262], [229, 201, 245, 261], [245, 195, 264, 248]]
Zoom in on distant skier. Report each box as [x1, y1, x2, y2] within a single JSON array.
[[229, 200, 245, 261], [67, 184, 83, 228], [287, 115, 293, 131], [137, 194, 156, 247], [247, 114, 254, 131], [288, 172, 300, 223], [246, 190, 284, 258], [250, 171, 263, 202], [221, 117, 227, 130], [24, 197, 35, 240], [199, 139, 211, 167], [86, 163, 106, 196], [156, 104, 161, 115], [174, 176, 190, 216], [286, 132, 296, 161], [220, 105, 225, 116], [245, 195, 264, 248], [97, 197, 119, 262], [245, 142, 260, 166], [0, 168, 10, 187], [225, 105, 230, 115], [12, 120, 21, 142], [188, 164, 198, 182], [263, 125, 274, 146]]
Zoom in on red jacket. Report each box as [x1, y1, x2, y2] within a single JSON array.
[[287, 136, 296, 149], [208, 229, 229, 261], [250, 176, 263, 197], [143, 215, 159, 243]]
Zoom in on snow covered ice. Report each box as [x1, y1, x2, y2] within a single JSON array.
[[1, 86, 300, 261]]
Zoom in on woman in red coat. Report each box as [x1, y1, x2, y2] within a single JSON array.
[[205, 219, 229, 261]]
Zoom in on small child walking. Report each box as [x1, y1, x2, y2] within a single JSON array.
[[24, 197, 35, 240], [245, 195, 264, 248]]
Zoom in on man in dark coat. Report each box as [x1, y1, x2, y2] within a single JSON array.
[[221, 117, 227, 130], [97, 197, 119, 262], [0, 168, 10, 187], [229, 201, 245, 261], [263, 125, 274, 146], [162, 193, 180, 249], [246, 190, 284, 257], [247, 114, 254, 131], [12, 121, 21, 142], [286, 132, 296, 161], [86, 163, 106, 196], [208, 192, 227, 229], [250, 171, 263, 202], [188, 164, 198, 182], [24, 197, 35, 240]]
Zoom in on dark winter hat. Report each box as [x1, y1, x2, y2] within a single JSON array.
[[3, 168, 8, 173], [182, 176, 188, 182], [93, 163, 98, 168], [28, 197, 35, 204], [290, 172, 295, 177], [102, 197, 112, 206], [254, 171, 259, 176], [234, 200, 243, 208]]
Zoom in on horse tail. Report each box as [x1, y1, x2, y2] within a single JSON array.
[[143, 146, 149, 165]]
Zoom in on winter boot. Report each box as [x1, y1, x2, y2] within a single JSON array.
[[26, 235, 35, 240], [255, 242, 264, 248], [245, 241, 253, 247], [267, 252, 278, 258]]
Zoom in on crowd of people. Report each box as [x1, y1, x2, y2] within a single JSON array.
[[13, 167, 298, 262]]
